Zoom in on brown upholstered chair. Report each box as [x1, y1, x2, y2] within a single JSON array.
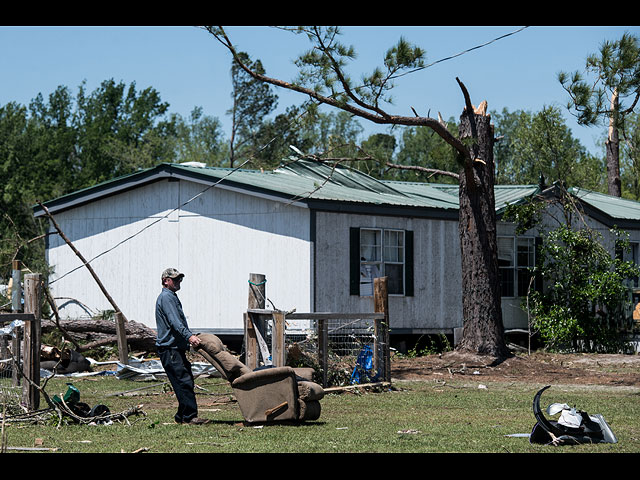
[[194, 333, 324, 424]]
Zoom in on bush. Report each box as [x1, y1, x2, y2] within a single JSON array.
[[530, 225, 638, 353]]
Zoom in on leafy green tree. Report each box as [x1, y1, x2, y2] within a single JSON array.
[[530, 223, 638, 353], [391, 119, 459, 183], [0, 79, 180, 278], [0, 102, 51, 277], [72, 79, 173, 187], [505, 189, 639, 353], [247, 104, 319, 169], [359, 133, 396, 178], [170, 107, 228, 166], [493, 106, 605, 190], [559, 32, 640, 197], [227, 52, 278, 167]]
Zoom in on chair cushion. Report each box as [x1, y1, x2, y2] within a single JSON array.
[[232, 367, 299, 423], [297, 381, 325, 401], [196, 333, 251, 382]]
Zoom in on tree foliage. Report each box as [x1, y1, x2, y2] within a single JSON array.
[[559, 32, 640, 197], [530, 224, 638, 353], [505, 192, 640, 353], [228, 52, 278, 167], [493, 106, 605, 190]]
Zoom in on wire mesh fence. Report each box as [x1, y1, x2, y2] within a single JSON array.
[[251, 312, 389, 388], [0, 325, 22, 415]]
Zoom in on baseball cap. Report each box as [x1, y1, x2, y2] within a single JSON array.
[[162, 268, 185, 280]]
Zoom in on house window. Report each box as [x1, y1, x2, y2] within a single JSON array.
[[351, 227, 413, 297], [498, 236, 536, 297], [618, 241, 640, 289]]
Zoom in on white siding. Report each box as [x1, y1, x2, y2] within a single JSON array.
[[47, 178, 312, 333]]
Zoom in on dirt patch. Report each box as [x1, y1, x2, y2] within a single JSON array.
[[391, 351, 640, 387]]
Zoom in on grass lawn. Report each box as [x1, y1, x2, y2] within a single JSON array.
[[2, 374, 638, 453]]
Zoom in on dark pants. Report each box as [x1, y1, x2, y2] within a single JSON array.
[[158, 347, 198, 423]]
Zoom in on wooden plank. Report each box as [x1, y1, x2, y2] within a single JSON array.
[[245, 273, 266, 370], [272, 310, 285, 367], [287, 312, 386, 320], [12, 326, 21, 386], [244, 312, 257, 370], [247, 310, 385, 320], [323, 382, 392, 393], [0, 313, 35, 324]]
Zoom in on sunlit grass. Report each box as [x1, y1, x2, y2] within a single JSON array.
[[2, 376, 638, 453]]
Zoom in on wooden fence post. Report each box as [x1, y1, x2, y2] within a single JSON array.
[[115, 312, 129, 364], [22, 273, 42, 411], [245, 273, 266, 369], [11, 260, 22, 386], [374, 276, 390, 382], [317, 318, 328, 388]]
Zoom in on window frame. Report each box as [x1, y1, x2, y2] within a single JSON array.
[[498, 235, 537, 298], [350, 227, 413, 297]]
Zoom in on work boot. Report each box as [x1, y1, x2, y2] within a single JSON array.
[[177, 417, 211, 425]]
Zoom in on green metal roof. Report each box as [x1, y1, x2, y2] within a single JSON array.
[[32, 160, 640, 228], [168, 160, 461, 210], [568, 187, 640, 222]]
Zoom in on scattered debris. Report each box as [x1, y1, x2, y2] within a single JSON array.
[[529, 385, 618, 446], [40, 345, 91, 374], [114, 357, 217, 381]]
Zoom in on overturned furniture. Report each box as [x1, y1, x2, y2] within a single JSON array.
[[195, 333, 324, 424]]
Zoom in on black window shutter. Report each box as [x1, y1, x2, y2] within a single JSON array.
[[405, 230, 414, 297], [349, 227, 360, 295]]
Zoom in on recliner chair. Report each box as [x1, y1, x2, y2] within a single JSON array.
[[194, 333, 324, 424]]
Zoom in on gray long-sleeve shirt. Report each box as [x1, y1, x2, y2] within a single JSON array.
[[155, 287, 194, 350]]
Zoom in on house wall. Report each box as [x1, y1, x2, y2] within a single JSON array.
[[313, 210, 463, 334], [47, 178, 313, 334], [496, 202, 640, 331]]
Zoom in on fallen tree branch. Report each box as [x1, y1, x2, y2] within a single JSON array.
[[41, 317, 156, 352], [37, 202, 127, 321], [386, 162, 460, 180]]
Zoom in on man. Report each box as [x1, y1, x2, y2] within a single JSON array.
[[155, 268, 209, 425]]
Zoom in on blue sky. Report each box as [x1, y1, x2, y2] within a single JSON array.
[[2, 25, 639, 157]]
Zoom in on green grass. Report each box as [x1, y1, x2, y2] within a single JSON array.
[[2, 376, 639, 453]]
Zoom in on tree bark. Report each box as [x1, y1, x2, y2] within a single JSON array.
[[455, 108, 510, 359]]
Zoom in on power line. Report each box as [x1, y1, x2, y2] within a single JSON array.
[[391, 26, 530, 80]]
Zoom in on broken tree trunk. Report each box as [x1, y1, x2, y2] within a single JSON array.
[[455, 98, 510, 360], [41, 317, 156, 352]]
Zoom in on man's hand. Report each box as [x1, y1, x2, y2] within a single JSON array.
[[188, 335, 201, 347]]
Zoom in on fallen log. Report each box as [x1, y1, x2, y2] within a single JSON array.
[[41, 318, 157, 352]]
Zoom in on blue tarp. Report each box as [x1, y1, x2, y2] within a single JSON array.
[[350, 345, 380, 384]]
